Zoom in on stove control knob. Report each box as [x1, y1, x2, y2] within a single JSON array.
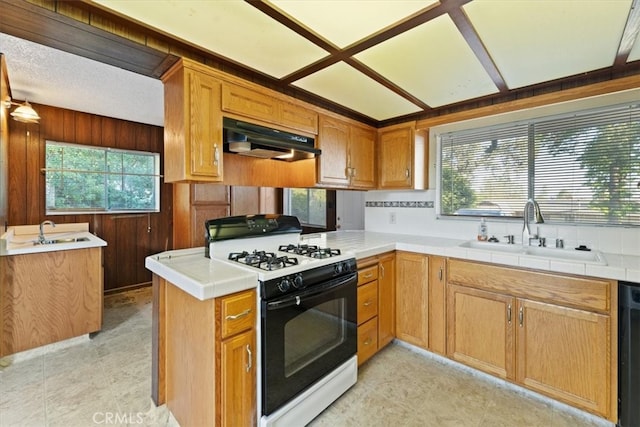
[[342, 261, 352, 273], [278, 278, 291, 293], [334, 263, 343, 275], [293, 274, 304, 289]]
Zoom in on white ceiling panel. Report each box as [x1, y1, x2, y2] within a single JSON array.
[[93, 0, 328, 78], [292, 61, 422, 121], [464, 0, 631, 89], [355, 13, 499, 108], [267, 0, 438, 48]]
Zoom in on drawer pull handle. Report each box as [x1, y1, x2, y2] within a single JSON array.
[[363, 272, 373, 278], [438, 267, 443, 282], [380, 264, 385, 278], [246, 344, 252, 373], [226, 308, 251, 321], [507, 304, 512, 325], [364, 338, 373, 346], [519, 306, 524, 327], [363, 300, 372, 307], [213, 144, 220, 166]]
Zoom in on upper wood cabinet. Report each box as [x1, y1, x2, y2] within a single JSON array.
[[378, 122, 427, 190], [162, 60, 224, 183], [221, 82, 318, 135], [317, 115, 376, 189]]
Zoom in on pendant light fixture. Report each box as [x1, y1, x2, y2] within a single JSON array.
[[3, 96, 40, 123]]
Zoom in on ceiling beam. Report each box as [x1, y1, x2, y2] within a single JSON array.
[[448, 5, 508, 92], [614, 0, 640, 68]]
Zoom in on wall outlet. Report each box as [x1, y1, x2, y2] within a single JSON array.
[[389, 212, 396, 224]]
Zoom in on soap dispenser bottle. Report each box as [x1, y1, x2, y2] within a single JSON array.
[[477, 218, 488, 241]]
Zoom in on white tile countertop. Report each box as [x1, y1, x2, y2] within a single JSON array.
[[145, 247, 258, 300], [146, 231, 640, 301], [0, 223, 107, 256], [319, 231, 640, 283]]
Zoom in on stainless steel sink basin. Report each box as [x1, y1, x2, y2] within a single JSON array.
[[35, 236, 90, 245], [459, 240, 607, 265]]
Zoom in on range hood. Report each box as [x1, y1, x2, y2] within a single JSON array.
[[223, 117, 321, 161]]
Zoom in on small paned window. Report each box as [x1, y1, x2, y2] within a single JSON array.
[[45, 141, 161, 214]]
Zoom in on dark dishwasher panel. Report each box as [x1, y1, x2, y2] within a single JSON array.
[[619, 281, 640, 427]]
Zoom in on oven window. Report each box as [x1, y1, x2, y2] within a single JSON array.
[[284, 298, 346, 377]]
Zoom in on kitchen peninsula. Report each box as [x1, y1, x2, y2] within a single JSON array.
[[147, 230, 637, 426]]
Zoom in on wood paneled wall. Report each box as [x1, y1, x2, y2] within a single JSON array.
[[7, 103, 173, 293]]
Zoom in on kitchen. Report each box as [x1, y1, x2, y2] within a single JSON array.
[[1, 1, 640, 426]]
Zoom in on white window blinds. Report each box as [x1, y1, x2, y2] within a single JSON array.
[[440, 103, 640, 226]]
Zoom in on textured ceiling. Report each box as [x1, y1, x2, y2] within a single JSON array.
[[2, 0, 640, 127]]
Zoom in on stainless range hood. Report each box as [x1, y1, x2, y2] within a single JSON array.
[[223, 117, 320, 161]]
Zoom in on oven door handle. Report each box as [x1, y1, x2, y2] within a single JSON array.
[[265, 272, 356, 310]]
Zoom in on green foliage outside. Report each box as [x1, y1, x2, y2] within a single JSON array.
[[289, 189, 326, 227]]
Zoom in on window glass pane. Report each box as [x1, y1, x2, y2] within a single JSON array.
[[439, 103, 640, 226], [287, 188, 326, 227], [441, 124, 528, 217], [45, 141, 160, 214]]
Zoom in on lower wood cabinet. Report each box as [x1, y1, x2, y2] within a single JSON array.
[[395, 252, 429, 348], [446, 259, 616, 421], [356, 252, 395, 365], [159, 278, 256, 427]]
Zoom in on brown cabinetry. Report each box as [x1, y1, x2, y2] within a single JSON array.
[[173, 183, 230, 249], [162, 59, 223, 183], [356, 252, 395, 365], [378, 122, 427, 190], [395, 251, 429, 348], [221, 81, 318, 135], [161, 280, 256, 427], [446, 259, 616, 421], [317, 115, 376, 189], [428, 255, 447, 355]]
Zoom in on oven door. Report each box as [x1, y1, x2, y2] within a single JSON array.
[[261, 272, 357, 415]]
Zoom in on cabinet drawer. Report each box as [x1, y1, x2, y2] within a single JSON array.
[[218, 290, 256, 339], [357, 281, 378, 325], [358, 265, 378, 285], [448, 259, 612, 313], [357, 317, 378, 366]]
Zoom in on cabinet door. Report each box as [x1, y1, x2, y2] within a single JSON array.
[[447, 284, 514, 380], [317, 115, 349, 186], [378, 125, 413, 189], [221, 82, 277, 125], [378, 254, 395, 348], [220, 329, 257, 427], [395, 252, 428, 348], [428, 256, 446, 355], [516, 299, 611, 417], [189, 71, 223, 179], [357, 317, 378, 366], [349, 126, 376, 189]]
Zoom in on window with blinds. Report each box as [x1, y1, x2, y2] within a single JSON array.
[[440, 103, 640, 226]]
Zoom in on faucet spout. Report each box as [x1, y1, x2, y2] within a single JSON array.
[[522, 199, 544, 245], [39, 220, 56, 243]]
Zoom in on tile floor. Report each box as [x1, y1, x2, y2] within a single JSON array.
[[0, 287, 614, 427]]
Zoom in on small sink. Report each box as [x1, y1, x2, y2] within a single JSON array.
[[459, 240, 607, 265], [35, 237, 90, 245]]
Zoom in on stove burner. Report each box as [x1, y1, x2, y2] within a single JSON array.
[[229, 250, 299, 271], [279, 244, 341, 259]]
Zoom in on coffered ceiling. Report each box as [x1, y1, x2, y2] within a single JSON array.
[[3, 0, 640, 126]]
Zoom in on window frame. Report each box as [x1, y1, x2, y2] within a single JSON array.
[[434, 93, 640, 227], [283, 188, 336, 233], [44, 140, 161, 215]]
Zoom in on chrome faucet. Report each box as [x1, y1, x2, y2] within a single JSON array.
[[39, 220, 56, 243], [522, 199, 544, 245]]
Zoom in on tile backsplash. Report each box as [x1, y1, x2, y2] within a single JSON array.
[[364, 190, 640, 257]]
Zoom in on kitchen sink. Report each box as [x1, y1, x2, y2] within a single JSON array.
[[35, 236, 90, 245], [459, 240, 607, 265]]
